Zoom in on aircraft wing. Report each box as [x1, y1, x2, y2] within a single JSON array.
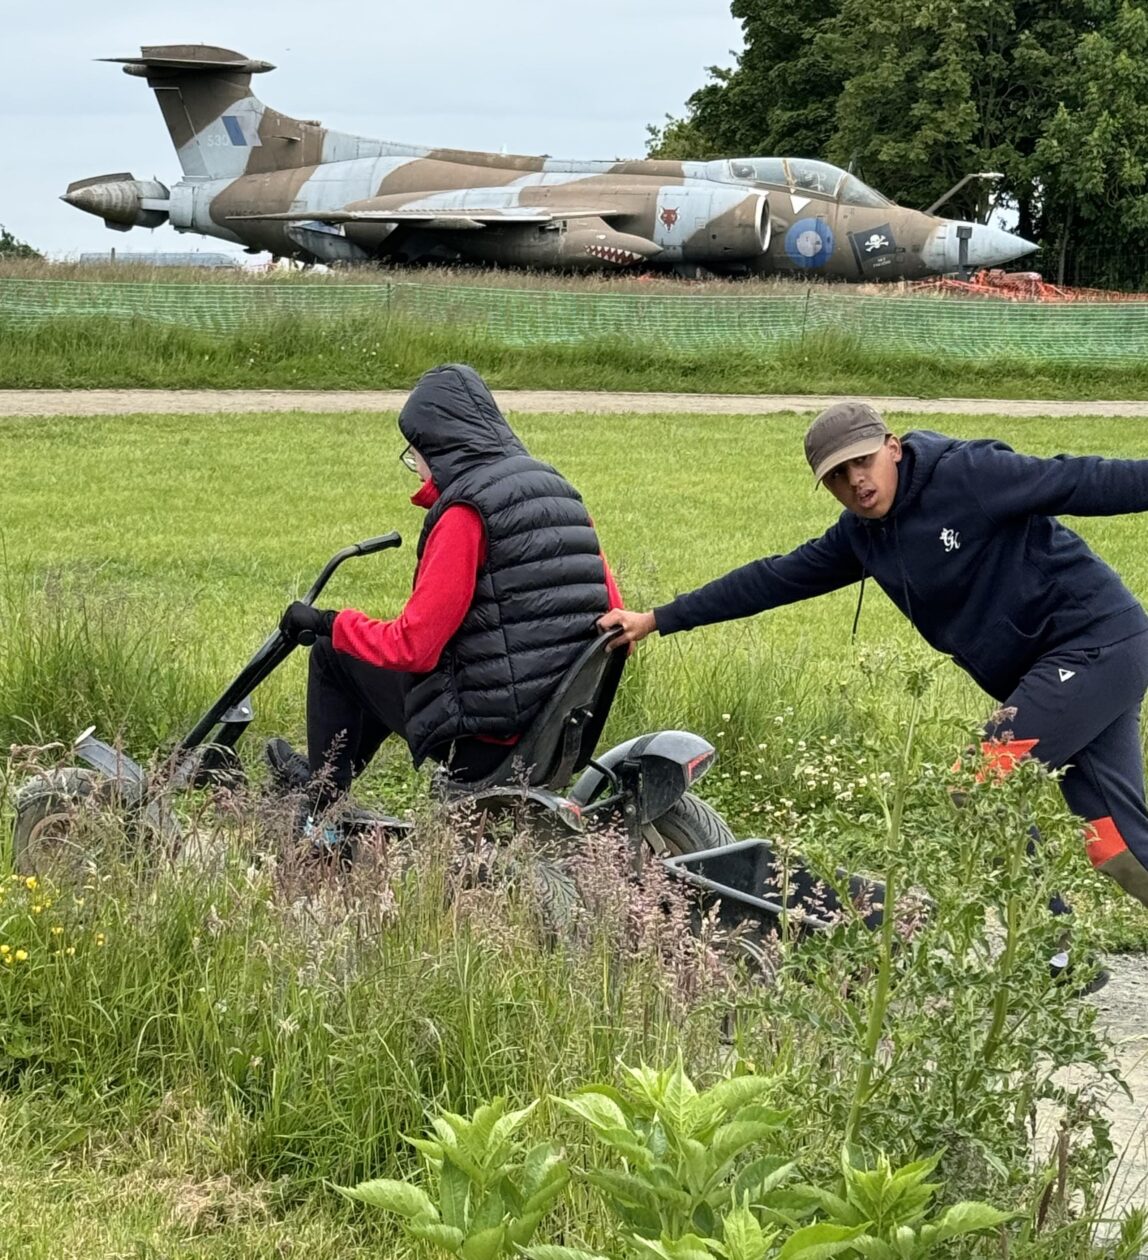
[[226, 206, 628, 230]]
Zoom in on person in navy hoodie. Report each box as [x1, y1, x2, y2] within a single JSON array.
[[600, 401, 1148, 937], [269, 363, 621, 812]]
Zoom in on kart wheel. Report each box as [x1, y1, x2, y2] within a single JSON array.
[[11, 768, 112, 880], [645, 791, 735, 857]]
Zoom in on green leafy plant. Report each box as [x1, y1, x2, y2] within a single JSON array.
[[339, 1096, 568, 1260], [528, 1194, 782, 1260], [554, 1058, 795, 1248], [779, 1149, 1015, 1259]]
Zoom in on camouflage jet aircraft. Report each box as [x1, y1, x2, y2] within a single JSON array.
[[63, 44, 1036, 280]]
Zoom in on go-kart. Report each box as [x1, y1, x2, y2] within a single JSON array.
[[10, 533, 733, 877], [11, 533, 888, 952]]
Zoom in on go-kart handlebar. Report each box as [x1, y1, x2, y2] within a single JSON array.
[[296, 531, 403, 645], [352, 531, 404, 557], [178, 533, 402, 752]]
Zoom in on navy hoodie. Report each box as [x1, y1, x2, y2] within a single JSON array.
[[655, 431, 1148, 701]]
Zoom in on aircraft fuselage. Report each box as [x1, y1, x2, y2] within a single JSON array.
[[62, 46, 1037, 279]]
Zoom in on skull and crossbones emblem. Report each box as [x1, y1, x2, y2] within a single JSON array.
[[863, 233, 890, 253]]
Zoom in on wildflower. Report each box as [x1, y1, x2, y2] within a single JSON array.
[[0, 944, 9, 955], [32, 904, 43, 914], [64, 947, 75, 957], [14, 950, 27, 963], [95, 933, 106, 947], [24, 876, 37, 891], [721, 712, 731, 721], [51, 926, 63, 936]]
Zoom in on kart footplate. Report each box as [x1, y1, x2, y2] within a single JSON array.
[[663, 838, 886, 934]]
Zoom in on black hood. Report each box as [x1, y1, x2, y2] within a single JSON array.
[[397, 364, 527, 491]]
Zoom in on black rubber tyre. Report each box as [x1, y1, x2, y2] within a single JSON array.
[[645, 791, 736, 857], [11, 768, 111, 879], [11, 768, 173, 881]]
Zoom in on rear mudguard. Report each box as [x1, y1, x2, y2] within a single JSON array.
[[569, 730, 716, 825], [73, 730, 181, 847], [74, 730, 148, 798]]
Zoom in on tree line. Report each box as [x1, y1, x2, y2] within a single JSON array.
[[649, 0, 1148, 290], [0, 225, 42, 260]]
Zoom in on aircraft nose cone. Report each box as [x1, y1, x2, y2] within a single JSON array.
[[963, 223, 1038, 267], [922, 221, 1038, 274]]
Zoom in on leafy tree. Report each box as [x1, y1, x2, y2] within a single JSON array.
[[650, 0, 1148, 287], [647, 0, 843, 164], [0, 224, 42, 260], [1034, 1, 1148, 286]]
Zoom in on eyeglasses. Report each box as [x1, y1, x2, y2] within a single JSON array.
[[398, 443, 421, 475]]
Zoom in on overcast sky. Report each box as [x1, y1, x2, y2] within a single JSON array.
[[0, 2, 743, 259]]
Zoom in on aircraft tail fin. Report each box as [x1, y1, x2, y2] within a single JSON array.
[[107, 45, 329, 179]]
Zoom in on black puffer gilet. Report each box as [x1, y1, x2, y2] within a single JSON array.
[[398, 365, 608, 765]]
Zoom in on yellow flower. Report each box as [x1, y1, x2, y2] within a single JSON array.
[[95, 933, 106, 947], [32, 904, 43, 914], [14, 950, 27, 963], [24, 876, 37, 891], [51, 926, 64, 937], [0, 944, 9, 955], [64, 946, 76, 957]]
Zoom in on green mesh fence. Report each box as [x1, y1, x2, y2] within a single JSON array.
[[1, 276, 1145, 361]]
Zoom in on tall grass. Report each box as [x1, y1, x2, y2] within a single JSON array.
[[0, 809, 733, 1255], [0, 675, 1136, 1256], [2, 312, 1148, 398], [0, 256, 1033, 294]]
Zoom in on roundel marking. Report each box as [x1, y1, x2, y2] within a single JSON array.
[[784, 217, 834, 269]]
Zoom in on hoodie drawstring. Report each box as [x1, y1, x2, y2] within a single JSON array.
[[851, 577, 867, 641], [852, 523, 916, 641], [851, 534, 874, 642]]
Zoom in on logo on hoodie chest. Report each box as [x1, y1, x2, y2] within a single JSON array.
[[939, 527, 961, 552]]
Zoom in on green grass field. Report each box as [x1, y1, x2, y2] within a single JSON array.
[[4, 407, 1148, 740], [5, 314, 1148, 399], [2, 409, 1147, 1257]]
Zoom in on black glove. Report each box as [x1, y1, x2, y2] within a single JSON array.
[[279, 601, 337, 644]]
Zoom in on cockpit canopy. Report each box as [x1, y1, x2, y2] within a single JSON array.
[[710, 157, 892, 209]]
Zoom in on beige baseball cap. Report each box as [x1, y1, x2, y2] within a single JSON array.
[[804, 401, 892, 484]]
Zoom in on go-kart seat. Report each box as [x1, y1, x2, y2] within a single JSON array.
[[445, 629, 626, 794]]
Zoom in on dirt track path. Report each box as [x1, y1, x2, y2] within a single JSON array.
[[5, 389, 1148, 417]]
